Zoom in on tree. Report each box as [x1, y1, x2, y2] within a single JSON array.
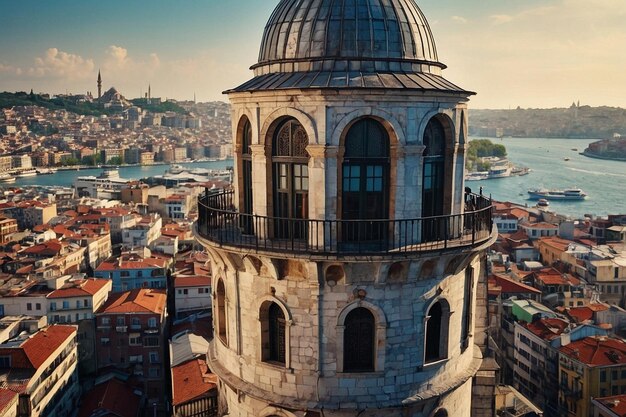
[[107, 156, 123, 165], [82, 154, 102, 166]]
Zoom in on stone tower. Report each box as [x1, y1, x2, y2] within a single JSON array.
[[195, 1, 496, 416], [97, 70, 102, 99]]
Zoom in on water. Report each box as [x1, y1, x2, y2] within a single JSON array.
[[10, 159, 234, 188], [8, 140, 625, 219], [468, 137, 625, 218]]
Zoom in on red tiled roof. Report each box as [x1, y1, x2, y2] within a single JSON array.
[[560, 337, 626, 367], [172, 359, 217, 406], [0, 389, 18, 414], [48, 278, 111, 299], [538, 236, 574, 252], [567, 304, 609, 323], [492, 274, 541, 295], [174, 275, 211, 288], [77, 378, 141, 417], [21, 325, 76, 368], [96, 255, 168, 272], [594, 394, 626, 417], [525, 318, 570, 341], [97, 289, 166, 315]]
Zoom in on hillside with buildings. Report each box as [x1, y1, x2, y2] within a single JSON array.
[[470, 104, 626, 139]]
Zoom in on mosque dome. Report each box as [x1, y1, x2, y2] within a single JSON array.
[[228, 0, 469, 94]]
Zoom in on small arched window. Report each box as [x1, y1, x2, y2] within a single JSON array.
[[272, 118, 309, 239], [216, 279, 227, 345], [341, 118, 389, 242], [344, 307, 375, 372], [261, 302, 286, 365], [425, 299, 450, 363], [241, 118, 253, 234]]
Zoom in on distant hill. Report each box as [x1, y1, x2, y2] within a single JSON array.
[[469, 105, 626, 139], [0, 91, 186, 116]]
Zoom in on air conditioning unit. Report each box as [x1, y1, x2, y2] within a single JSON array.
[[115, 326, 127, 333]]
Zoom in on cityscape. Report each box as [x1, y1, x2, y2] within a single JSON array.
[[0, 1, 625, 417]]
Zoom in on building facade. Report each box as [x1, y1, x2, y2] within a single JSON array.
[[94, 289, 167, 404], [195, 1, 496, 416]]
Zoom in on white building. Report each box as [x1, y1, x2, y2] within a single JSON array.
[[47, 278, 112, 323], [122, 213, 162, 248], [174, 275, 211, 319]]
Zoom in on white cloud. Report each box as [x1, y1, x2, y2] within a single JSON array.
[[489, 14, 513, 25], [28, 48, 94, 79], [451, 15, 468, 24]]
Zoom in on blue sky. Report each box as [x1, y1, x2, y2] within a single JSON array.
[[1, 0, 624, 109]]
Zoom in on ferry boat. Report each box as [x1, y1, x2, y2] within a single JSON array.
[[36, 168, 58, 175], [74, 169, 131, 199], [16, 169, 37, 178], [527, 188, 587, 201], [465, 172, 489, 181]]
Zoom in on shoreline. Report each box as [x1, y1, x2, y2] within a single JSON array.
[[580, 150, 626, 162]]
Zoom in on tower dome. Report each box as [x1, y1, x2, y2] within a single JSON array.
[[229, 0, 469, 93]]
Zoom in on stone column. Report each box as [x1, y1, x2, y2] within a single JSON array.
[[307, 144, 328, 251], [250, 144, 269, 240]]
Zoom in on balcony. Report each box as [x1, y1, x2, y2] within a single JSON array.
[[196, 189, 494, 256], [115, 326, 128, 333]]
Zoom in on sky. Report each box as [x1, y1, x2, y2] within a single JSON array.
[[0, 0, 624, 109]]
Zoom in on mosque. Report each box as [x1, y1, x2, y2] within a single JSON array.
[[195, 0, 497, 416]]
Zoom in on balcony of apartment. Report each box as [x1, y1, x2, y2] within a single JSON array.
[[560, 383, 583, 400], [195, 190, 494, 257]]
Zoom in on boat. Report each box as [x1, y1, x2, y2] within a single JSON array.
[[465, 172, 489, 181], [488, 163, 512, 178], [527, 188, 587, 201], [563, 157, 570, 161], [36, 168, 58, 175], [537, 199, 550, 207], [16, 169, 37, 177], [0, 173, 16, 183], [571, 148, 578, 151]]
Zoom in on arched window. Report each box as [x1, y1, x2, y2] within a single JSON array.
[[260, 302, 287, 365], [422, 118, 446, 241], [241, 118, 253, 234], [422, 118, 446, 218], [272, 119, 309, 239], [341, 118, 389, 242], [425, 299, 450, 363], [216, 279, 227, 345], [344, 307, 375, 372]]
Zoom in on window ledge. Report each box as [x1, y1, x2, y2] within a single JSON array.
[[420, 357, 450, 371], [337, 371, 385, 378]]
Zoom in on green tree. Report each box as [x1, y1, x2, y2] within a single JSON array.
[[107, 156, 123, 165]]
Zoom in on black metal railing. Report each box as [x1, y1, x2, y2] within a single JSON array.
[[196, 189, 493, 256]]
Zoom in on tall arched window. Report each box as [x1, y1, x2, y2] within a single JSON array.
[[344, 307, 375, 372], [241, 118, 253, 234], [422, 117, 446, 218], [422, 118, 446, 241], [216, 279, 227, 345], [342, 118, 389, 242], [272, 119, 309, 239], [425, 299, 450, 364], [260, 301, 287, 365]]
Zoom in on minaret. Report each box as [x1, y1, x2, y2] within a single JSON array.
[[97, 70, 102, 99], [148, 84, 151, 105]]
